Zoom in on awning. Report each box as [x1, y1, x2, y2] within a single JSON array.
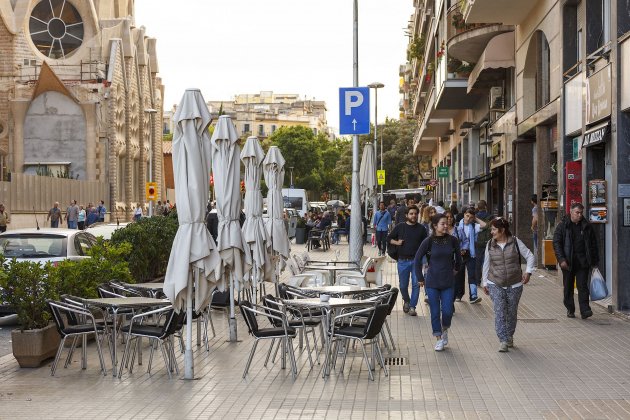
[[582, 121, 610, 148], [467, 32, 515, 93], [473, 172, 498, 184], [458, 177, 476, 185]]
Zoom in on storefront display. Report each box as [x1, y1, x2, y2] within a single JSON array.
[[588, 179, 607, 223], [541, 183, 558, 268]]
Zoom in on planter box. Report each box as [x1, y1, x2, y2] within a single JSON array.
[[295, 227, 306, 244], [11, 324, 61, 368]]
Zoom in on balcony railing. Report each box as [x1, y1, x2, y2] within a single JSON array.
[[446, 3, 498, 42]]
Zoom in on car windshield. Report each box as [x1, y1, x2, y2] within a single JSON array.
[[0, 234, 66, 258]]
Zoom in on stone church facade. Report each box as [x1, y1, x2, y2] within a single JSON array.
[[0, 0, 164, 219]]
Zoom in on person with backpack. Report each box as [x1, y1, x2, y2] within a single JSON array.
[[388, 205, 427, 316], [457, 207, 488, 304], [482, 217, 535, 352], [474, 200, 493, 285], [372, 202, 392, 256], [414, 213, 462, 351]]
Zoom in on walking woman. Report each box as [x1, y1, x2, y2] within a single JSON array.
[[482, 217, 535, 352], [414, 213, 462, 351]]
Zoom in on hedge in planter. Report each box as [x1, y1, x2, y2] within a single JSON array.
[[51, 239, 133, 298], [110, 215, 179, 282]]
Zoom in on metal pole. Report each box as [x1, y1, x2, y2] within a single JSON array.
[[184, 270, 194, 379], [349, 0, 363, 264], [144, 108, 158, 216]]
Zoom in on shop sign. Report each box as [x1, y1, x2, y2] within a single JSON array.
[[565, 161, 582, 213], [437, 166, 449, 178], [586, 65, 612, 124], [582, 122, 610, 148]]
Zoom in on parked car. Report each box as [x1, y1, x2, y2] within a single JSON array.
[[85, 222, 129, 240], [0, 228, 97, 265]]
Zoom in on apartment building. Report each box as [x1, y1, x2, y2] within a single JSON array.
[[403, 0, 630, 312], [164, 91, 331, 140]]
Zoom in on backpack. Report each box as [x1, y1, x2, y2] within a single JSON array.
[[386, 223, 405, 261], [475, 218, 493, 249]]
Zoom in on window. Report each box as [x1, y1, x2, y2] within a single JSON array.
[[258, 125, 264, 135], [74, 234, 93, 256], [536, 31, 551, 110], [243, 123, 250, 134], [271, 125, 277, 133], [586, 0, 610, 55], [313, 128, 318, 135], [562, 2, 579, 74], [118, 156, 126, 201], [29, 0, 84, 59]]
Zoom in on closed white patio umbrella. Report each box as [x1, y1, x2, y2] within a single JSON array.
[[359, 143, 376, 218], [241, 137, 273, 301], [211, 115, 249, 341], [263, 146, 290, 281], [164, 88, 222, 379]]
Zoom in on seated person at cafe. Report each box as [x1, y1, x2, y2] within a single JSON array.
[[311, 211, 332, 248], [332, 210, 351, 244]]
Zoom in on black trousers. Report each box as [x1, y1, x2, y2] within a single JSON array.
[[376, 231, 388, 253], [562, 266, 591, 314]]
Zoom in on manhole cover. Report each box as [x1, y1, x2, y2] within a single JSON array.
[[384, 357, 407, 366], [519, 318, 559, 323]]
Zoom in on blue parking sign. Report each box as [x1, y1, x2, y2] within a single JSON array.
[[339, 87, 370, 135]]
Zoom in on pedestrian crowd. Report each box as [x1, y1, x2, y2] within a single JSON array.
[[45, 200, 107, 230], [375, 196, 598, 354]]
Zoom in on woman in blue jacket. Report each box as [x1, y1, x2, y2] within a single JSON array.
[[414, 213, 462, 351]]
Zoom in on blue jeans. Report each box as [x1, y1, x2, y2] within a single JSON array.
[[51, 220, 59, 228], [425, 286, 454, 336], [67, 220, 77, 229], [397, 259, 419, 308], [332, 229, 347, 244]]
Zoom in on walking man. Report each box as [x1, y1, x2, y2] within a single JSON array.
[[97, 200, 107, 223], [457, 207, 488, 303], [65, 200, 79, 229], [47, 202, 62, 228], [388, 205, 427, 316], [372, 202, 392, 257], [552, 203, 599, 319], [0, 203, 10, 232]]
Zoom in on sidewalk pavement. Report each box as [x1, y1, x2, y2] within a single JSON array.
[[1, 241, 630, 419]]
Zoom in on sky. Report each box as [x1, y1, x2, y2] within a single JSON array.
[[134, 0, 414, 132]]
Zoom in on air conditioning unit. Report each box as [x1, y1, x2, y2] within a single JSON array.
[[489, 87, 505, 111]]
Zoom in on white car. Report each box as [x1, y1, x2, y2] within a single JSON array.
[[0, 228, 97, 265], [85, 222, 129, 240]]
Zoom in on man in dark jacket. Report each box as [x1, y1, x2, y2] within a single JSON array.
[[552, 203, 599, 319]]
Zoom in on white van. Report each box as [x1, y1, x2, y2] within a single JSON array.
[[282, 188, 310, 218]]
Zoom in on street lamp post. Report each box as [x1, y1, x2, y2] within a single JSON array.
[[144, 108, 157, 217], [289, 166, 294, 188], [368, 82, 384, 203], [349, 0, 363, 264]]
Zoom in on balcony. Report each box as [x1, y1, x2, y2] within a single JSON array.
[[447, 3, 513, 63], [462, 0, 538, 25]]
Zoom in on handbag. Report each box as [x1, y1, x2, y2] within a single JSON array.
[[589, 267, 608, 301], [386, 224, 404, 261]]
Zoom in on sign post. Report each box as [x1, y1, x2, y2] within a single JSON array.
[[146, 182, 157, 201], [339, 87, 370, 135], [377, 170, 385, 185]]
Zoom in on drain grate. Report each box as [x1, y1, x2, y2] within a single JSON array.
[[519, 318, 559, 323], [384, 357, 407, 366]]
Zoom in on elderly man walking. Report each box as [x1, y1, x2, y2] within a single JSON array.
[[47, 202, 62, 228], [65, 200, 79, 229], [553, 202, 599, 319]]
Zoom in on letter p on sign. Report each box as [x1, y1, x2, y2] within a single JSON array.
[[339, 87, 370, 135]]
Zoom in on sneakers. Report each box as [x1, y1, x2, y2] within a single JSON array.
[[470, 296, 482, 304], [408, 308, 417, 316], [498, 342, 509, 352], [581, 310, 593, 319], [377, 251, 382, 256], [441, 329, 448, 346], [434, 339, 445, 351], [424, 296, 429, 304], [567, 310, 576, 318], [507, 337, 513, 348], [455, 298, 462, 302], [402, 301, 410, 313]]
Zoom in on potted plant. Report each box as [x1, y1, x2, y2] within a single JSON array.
[[452, 13, 466, 30], [0, 258, 61, 367], [295, 217, 307, 245], [456, 61, 475, 78], [447, 57, 462, 74]]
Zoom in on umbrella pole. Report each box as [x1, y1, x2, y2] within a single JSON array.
[[184, 270, 194, 379], [252, 262, 258, 304], [228, 271, 238, 341]]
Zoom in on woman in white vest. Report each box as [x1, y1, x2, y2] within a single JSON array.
[[482, 217, 535, 352]]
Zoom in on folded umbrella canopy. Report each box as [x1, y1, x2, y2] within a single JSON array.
[[240, 136, 273, 296], [211, 115, 249, 341], [359, 143, 376, 218], [263, 146, 290, 279], [164, 88, 222, 379]]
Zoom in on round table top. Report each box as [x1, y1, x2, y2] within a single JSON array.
[[281, 297, 374, 308], [300, 285, 371, 293]]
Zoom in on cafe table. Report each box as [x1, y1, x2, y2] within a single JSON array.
[[83, 297, 171, 377], [281, 297, 375, 378], [299, 285, 371, 297], [303, 264, 362, 285], [123, 282, 164, 298]]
